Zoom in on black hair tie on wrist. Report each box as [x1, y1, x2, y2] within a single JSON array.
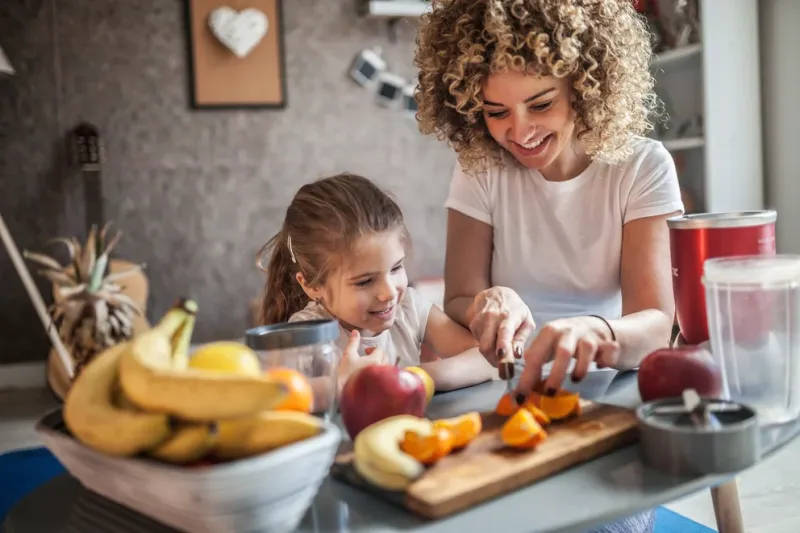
[[588, 314, 616, 342]]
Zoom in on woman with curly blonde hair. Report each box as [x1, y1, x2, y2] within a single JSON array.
[[415, 0, 682, 419]]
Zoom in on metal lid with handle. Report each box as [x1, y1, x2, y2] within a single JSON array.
[[667, 210, 777, 230], [245, 319, 340, 351], [636, 389, 760, 476]]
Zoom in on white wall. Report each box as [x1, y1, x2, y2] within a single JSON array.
[[760, 0, 800, 253]]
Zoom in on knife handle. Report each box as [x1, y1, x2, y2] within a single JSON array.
[[498, 360, 515, 381]]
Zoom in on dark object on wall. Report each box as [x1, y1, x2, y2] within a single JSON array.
[[401, 84, 417, 117], [185, 0, 286, 109], [349, 47, 386, 88], [374, 71, 405, 108], [68, 122, 105, 234]]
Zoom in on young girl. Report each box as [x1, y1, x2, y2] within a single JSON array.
[[257, 173, 496, 397]]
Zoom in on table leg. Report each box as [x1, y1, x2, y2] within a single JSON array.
[[710, 478, 745, 533]]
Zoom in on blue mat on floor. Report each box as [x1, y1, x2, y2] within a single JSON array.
[[655, 506, 716, 532], [0, 447, 65, 522], [1, 447, 715, 532]]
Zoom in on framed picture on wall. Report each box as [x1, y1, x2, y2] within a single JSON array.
[[185, 0, 286, 109]]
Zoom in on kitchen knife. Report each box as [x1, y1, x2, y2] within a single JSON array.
[[498, 350, 515, 399]]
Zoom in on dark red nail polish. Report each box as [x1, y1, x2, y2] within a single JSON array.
[[515, 393, 527, 405], [514, 345, 523, 358], [497, 348, 506, 359], [545, 388, 557, 397], [571, 374, 582, 383]]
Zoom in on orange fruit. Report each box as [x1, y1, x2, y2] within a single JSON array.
[[500, 408, 549, 449], [495, 393, 517, 416], [400, 428, 455, 465], [263, 367, 314, 413], [433, 412, 482, 448], [501, 409, 543, 447], [528, 389, 581, 421], [521, 402, 551, 426], [405, 366, 435, 403]]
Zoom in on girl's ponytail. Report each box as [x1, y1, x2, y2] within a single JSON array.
[[257, 229, 309, 325]]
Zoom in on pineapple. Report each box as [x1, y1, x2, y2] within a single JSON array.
[[24, 223, 144, 377]]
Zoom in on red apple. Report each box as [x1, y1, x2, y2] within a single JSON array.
[[339, 365, 426, 440], [637, 346, 723, 402]]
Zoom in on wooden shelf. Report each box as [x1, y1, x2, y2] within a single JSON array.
[[646, 0, 762, 214], [651, 43, 702, 68], [361, 1, 432, 18], [662, 137, 705, 152]]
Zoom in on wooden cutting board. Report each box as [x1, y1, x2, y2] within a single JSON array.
[[330, 400, 639, 519]]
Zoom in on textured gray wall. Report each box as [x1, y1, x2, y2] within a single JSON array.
[[0, 0, 455, 365]]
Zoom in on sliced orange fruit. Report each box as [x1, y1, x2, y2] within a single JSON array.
[[433, 411, 482, 449], [495, 393, 518, 416], [527, 388, 581, 421], [501, 408, 547, 449]]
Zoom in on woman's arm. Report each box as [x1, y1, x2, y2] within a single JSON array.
[[419, 348, 496, 392], [443, 209, 536, 364], [605, 211, 680, 369], [443, 209, 493, 327], [423, 305, 478, 358]]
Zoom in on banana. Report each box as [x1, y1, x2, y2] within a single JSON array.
[[214, 410, 323, 460], [353, 455, 418, 491], [119, 299, 289, 421], [148, 423, 218, 465], [353, 415, 433, 491], [111, 376, 138, 411], [170, 299, 198, 370], [63, 343, 172, 457]]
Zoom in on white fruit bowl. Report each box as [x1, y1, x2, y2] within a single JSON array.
[[36, 408, 342, 533]]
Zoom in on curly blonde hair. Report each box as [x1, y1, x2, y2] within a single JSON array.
[[414, 0, 659, 171]]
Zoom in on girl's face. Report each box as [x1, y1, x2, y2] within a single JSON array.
[[302, 229, 408, 334], [481, 70, 576, 171]]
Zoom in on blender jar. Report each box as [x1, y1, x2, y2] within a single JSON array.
[[245, 319, 341, 421], [703, 255, 800, 425]]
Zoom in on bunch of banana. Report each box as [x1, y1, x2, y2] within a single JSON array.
[[353, 415, 434, 491], [63, 298, 324, 465]]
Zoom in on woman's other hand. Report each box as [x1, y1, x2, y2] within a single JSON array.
[[515, 316, 620, 395], [469, 286, 536, 366]]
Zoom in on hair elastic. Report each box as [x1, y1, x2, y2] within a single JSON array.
[[588, 314, 616, 342], [287, 235, 297, 264]]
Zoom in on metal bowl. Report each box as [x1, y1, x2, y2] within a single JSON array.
[[636, 395, 760, 477]]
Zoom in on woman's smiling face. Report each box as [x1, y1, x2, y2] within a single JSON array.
[[481, 70, 576, 171]]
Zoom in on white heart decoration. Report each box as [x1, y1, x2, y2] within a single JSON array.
[[208, 6, 268, 59]]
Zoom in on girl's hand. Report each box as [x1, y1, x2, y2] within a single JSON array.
[[336, 331, 388, 394], [515, 316, 620, 395], [470, 287, 536, 366]]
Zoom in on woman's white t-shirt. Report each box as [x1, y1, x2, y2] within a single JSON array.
[[445, 135, 684, 330], [287, 287, 432, 368]]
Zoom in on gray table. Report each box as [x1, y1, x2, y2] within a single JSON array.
[[3, 371, 800, 533]]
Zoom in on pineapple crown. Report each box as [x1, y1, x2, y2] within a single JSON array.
[[23, 223, 144, 305]]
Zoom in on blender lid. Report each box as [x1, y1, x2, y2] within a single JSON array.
[[245, 319, 340, 350], [637, 392, 757, 434], [667, 210, 777, 229], [703, 254, 800, 285]]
